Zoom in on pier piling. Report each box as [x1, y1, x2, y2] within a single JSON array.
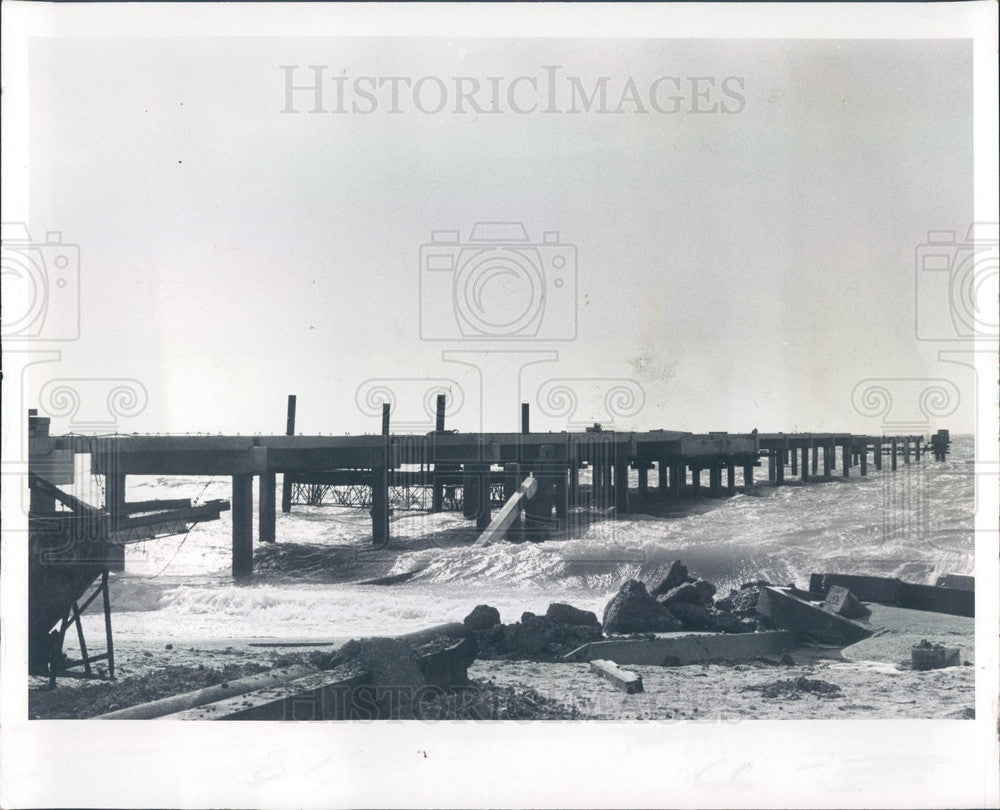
[[280, 395, 296, 514], [232, 474, 254, 578], [259, 473, 276, 542]]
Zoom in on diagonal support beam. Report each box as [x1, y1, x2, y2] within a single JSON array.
[[473, 475, 538, 547]]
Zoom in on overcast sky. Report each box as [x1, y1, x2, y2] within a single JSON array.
[[25, 37, 973, 435]]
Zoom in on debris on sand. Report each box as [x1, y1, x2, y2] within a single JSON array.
[[467, 603, 602, 662], [744, 676, 843, 700], [911, 639, 961, 671]]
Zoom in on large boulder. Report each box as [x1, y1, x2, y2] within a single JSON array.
[[650, 560, 695, 597], [694, 579, 717, 604], [502, 613, 601, 660], [603, 580, 682, 635], [545, 603, 600, 627], [660, 582, 702, 607], [463, 604, 501, 633]]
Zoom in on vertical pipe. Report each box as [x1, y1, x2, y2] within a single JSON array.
[[521, 402, 530, 435], [435, 394, 446, 433], [281, 395, 297, 514], [259, 473, 276, 542], [232, 474, 254, 579], [381, 402, 390, 436], [431, 394, 446, 512]]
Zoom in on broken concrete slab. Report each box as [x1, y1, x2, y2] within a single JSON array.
[[902, 582, 974, 618], [936, 573, 974, 591], [590, 659, 643, 693], [563, 630, 798, 666], [756, 586, 873, 645], [822, 586, 872, 621], [809, 573, 973, 618], [912, 641, 961, 671], [810, 573, 904, 605]]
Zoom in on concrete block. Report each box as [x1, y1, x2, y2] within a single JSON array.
[[813, 573, 905, 605], [589, 659, 644, 693], [900, 582, 974, 618], [911, 642, 961, 671], [935, 573, 974, 591], [756, 587, 873, 645], [563, 630, 798, 666], [822, 586, 872, 620]]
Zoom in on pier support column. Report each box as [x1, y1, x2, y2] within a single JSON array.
[[801, 446, 809, 482], [875, 440, 883, 470], [371, 466, 390, 547], [105, 473, 127, 571], [691, 466, 702, 496], [709, 466, 722, 497], [842, 442, 850, 478], [637, 464, 648, 493], [726, 463, 736, 495], [670, 464, 684, 499], [259, 473, 276, 543], [891, 439, 898, 471], [767, 452, 776, 483], [280, 395, 296, 514], [476, 466, 492, 530], [811, 441, 819, 476], [554, 472, 568, 521], [568, 463, 579, 509], [776, 450, 785, 484], [790, 447, 798, 476], [462, 466, 479, 520], [657, 461, 668, 499], [823, 444, 834, 478], [860, 445, 868, 476], [915, 438, 922, 462], [742, 464, 754, 491], [903, 438, 911, 464], [503, 462, 523, 540], [614, 456, 629, 513], [232, 474, 254, 579]]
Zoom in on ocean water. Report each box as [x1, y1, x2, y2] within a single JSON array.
[[70, 436, 976, 646]]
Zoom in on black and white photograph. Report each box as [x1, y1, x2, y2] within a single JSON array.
[[1, 2, 998, 808]]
